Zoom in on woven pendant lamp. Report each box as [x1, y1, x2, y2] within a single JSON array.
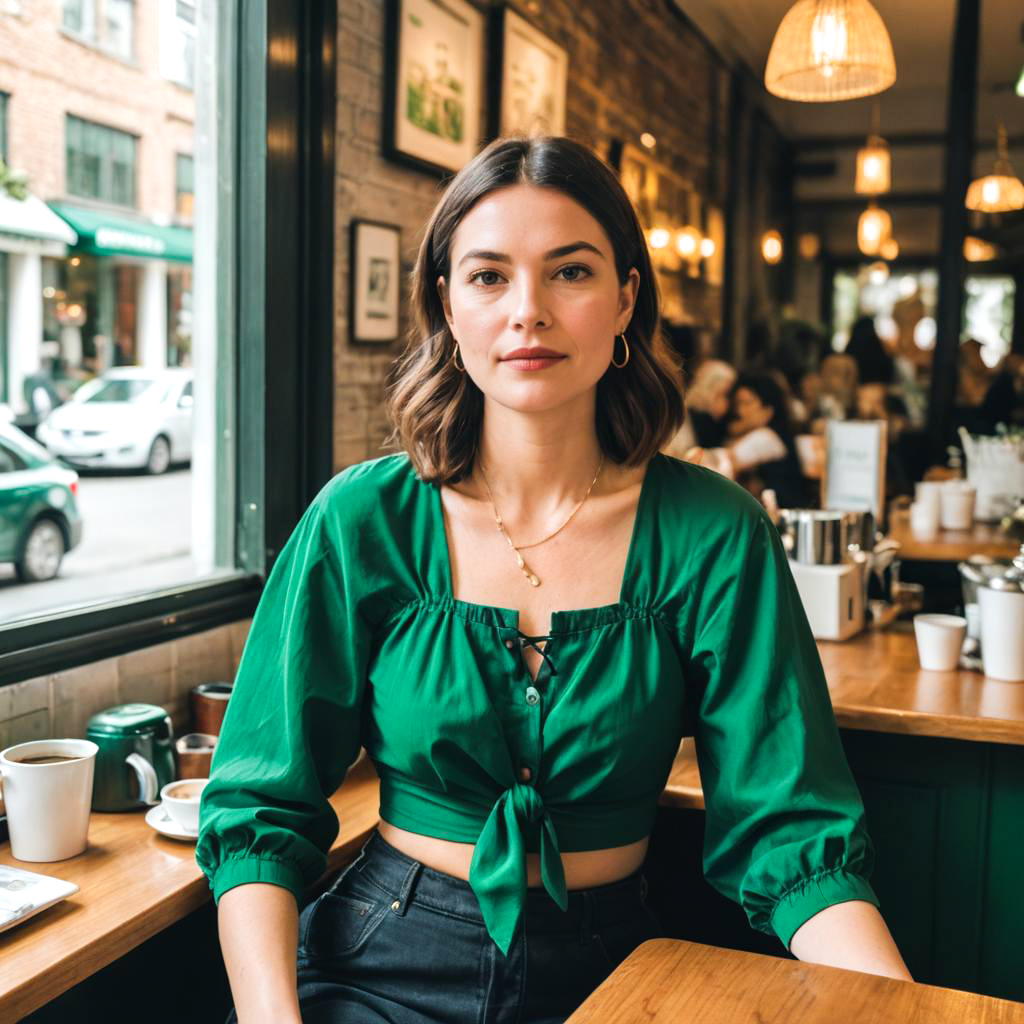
[[857, 202, 891, 256], [765, 0, 897, 102], [965, 125, 1024, 213]]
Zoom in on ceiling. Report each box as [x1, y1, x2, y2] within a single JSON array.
[[671, 0, 1023, 146]]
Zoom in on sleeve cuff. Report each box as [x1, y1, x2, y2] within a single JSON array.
[[769, 867, 880, 950], [210, 856, 306, 907]]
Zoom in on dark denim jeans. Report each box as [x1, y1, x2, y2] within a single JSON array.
[[288, 831, 662, 1024]]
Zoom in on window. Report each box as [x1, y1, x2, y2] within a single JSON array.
[[1, 2, 336, 691], [104, 0, 134, 60], [0, 440, 27, 474], [160, 0, 197, 89], [176, 153, 194, 223], [62, 0, 97, 40], [65, 115, 137, 207]]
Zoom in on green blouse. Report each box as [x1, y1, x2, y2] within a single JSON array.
[[196, 452, 878, 955]]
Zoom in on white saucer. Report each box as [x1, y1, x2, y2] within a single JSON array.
[[145, 804, 198, 841]]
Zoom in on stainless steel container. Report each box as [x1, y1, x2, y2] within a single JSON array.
[[778, 509, 876, 565]]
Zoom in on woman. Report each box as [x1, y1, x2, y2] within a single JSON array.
[[724, 370, 808, 510], [197, 136, 910, 1024]]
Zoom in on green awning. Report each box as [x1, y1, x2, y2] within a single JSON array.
[[47, 201, 193, 263]]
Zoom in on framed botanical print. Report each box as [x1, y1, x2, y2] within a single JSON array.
[[350, 220, 401, 345], [383, 0, 486, 176], [488, 6, 567, 138]]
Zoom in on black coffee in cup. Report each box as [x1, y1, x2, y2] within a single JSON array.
[[11, 754, 82, 765]]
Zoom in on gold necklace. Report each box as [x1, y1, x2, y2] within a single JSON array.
[[478, 454, 605, 588]]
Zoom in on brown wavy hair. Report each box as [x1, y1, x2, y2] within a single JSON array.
[[385, 135, 685, 484]]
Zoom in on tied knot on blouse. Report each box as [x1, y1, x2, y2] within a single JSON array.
[[469, 779, 568, 954]]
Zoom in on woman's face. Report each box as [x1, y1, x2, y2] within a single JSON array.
[[731, 386, 773, 434], [438, 184, 639, 417]]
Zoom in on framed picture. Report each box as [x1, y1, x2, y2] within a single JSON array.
[[488, 6, 567, 138], [383, 0, 486, 176], [349, 220, 401, 345]]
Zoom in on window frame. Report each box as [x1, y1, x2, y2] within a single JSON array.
[[65, 114, 139, 208], [0, 0, 336, 687]]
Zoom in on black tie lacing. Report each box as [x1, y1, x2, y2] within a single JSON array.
[[516, 631, 558, 676]]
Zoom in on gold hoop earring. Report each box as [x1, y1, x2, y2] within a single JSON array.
[[611, 333, 630, 369], [452, 344, 465, 372]]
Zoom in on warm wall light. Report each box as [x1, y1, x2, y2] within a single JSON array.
[[700, 237, 716, 259], [761, 230, 783, 264], [798, 232, 821, 260], [675, 226, 701, 258], [966, 124, 1024, 213], [764, 0, 896, 102], [857, 202, 891, 256], [648, 228, 670, 249], [640, 132, 657, 149], [879, 236, 899, 260], [964, 236, 997, 262], [855, 135, 891, 194]]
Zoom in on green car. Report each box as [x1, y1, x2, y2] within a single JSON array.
[[0, 419, 83, 582]]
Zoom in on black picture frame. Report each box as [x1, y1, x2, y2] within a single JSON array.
[[349, 218, 401, 345], [382, 0, 486, 177]]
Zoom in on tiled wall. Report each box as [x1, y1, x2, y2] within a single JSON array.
[[0, 619, 252, 750]]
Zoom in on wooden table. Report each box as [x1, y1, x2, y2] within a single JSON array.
[[0, 756, 380, 1022], [888, 507, 1020, 562], [7, 626, 1024, 1018], [567, 940, 1024, 1022]]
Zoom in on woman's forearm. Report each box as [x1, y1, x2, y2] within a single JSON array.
[[218, 882, 304, 1023], [788, 899, 913, 981]]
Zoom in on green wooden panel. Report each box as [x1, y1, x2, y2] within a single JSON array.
[[980, 745, 1024, 1001]]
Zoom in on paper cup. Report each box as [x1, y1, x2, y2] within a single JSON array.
[[909, 500, 939, 539], [979, 587, 1024, 682], [0, 739, 97, 862], [914, 481, 943, 516], [939, 486, 976, 531], [913, 614, 967, 672]]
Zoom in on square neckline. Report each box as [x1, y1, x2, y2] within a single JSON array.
[[427, 453, 663, 633]]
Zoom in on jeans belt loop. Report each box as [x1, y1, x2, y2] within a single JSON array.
[[390, 858, 423, 917]]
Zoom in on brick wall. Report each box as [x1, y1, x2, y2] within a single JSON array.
[[0, 1, 194, 221], [333, 0, 728, 471]]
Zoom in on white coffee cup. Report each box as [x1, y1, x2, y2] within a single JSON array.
[[909, 500, 939, 539], [160, 778, 208, 833], [939, 484, 976, 531], [913, 613, 967, 671], [914, 481, 943, 516], [979, 587, 1024, 682], [0, 739, 97, 862]]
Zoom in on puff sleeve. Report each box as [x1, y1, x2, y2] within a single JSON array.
[[195, 475, 370, 908], [684, 505, 879, 949]]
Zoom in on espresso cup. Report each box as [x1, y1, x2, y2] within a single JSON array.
[[0, 739, 98, 862], [160, 778, 208, 833]]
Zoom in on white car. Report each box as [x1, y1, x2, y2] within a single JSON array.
[[36, 368, 193, 474]]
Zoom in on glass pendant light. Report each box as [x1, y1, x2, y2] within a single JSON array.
[[857, 201, 891, 256], [761, 230, 783, 264], [855, 101, 890, 194], [765, 0, 896, 102], [965, 125, 1024, 213]]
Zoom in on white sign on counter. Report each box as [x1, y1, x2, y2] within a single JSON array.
[[822, 419, 887, 519]]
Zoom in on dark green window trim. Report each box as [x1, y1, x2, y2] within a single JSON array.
[[0, 92, 8, 163], [0, 0, 336, 688]]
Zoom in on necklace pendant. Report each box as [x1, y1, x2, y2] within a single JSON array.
[[515, 551, 525, 569], [527, 572, 540, 587]]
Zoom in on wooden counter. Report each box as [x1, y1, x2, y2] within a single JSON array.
[[0, 757, 380, 1022], [567, 940, 1024, 1023], [888, 507, 1020, 562]]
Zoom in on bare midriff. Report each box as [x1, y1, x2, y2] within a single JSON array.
[[378, 820, 650, 889]]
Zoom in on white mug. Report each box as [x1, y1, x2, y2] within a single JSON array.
[[979, 587, 1024, 682], [0, 739, 98, 862]]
